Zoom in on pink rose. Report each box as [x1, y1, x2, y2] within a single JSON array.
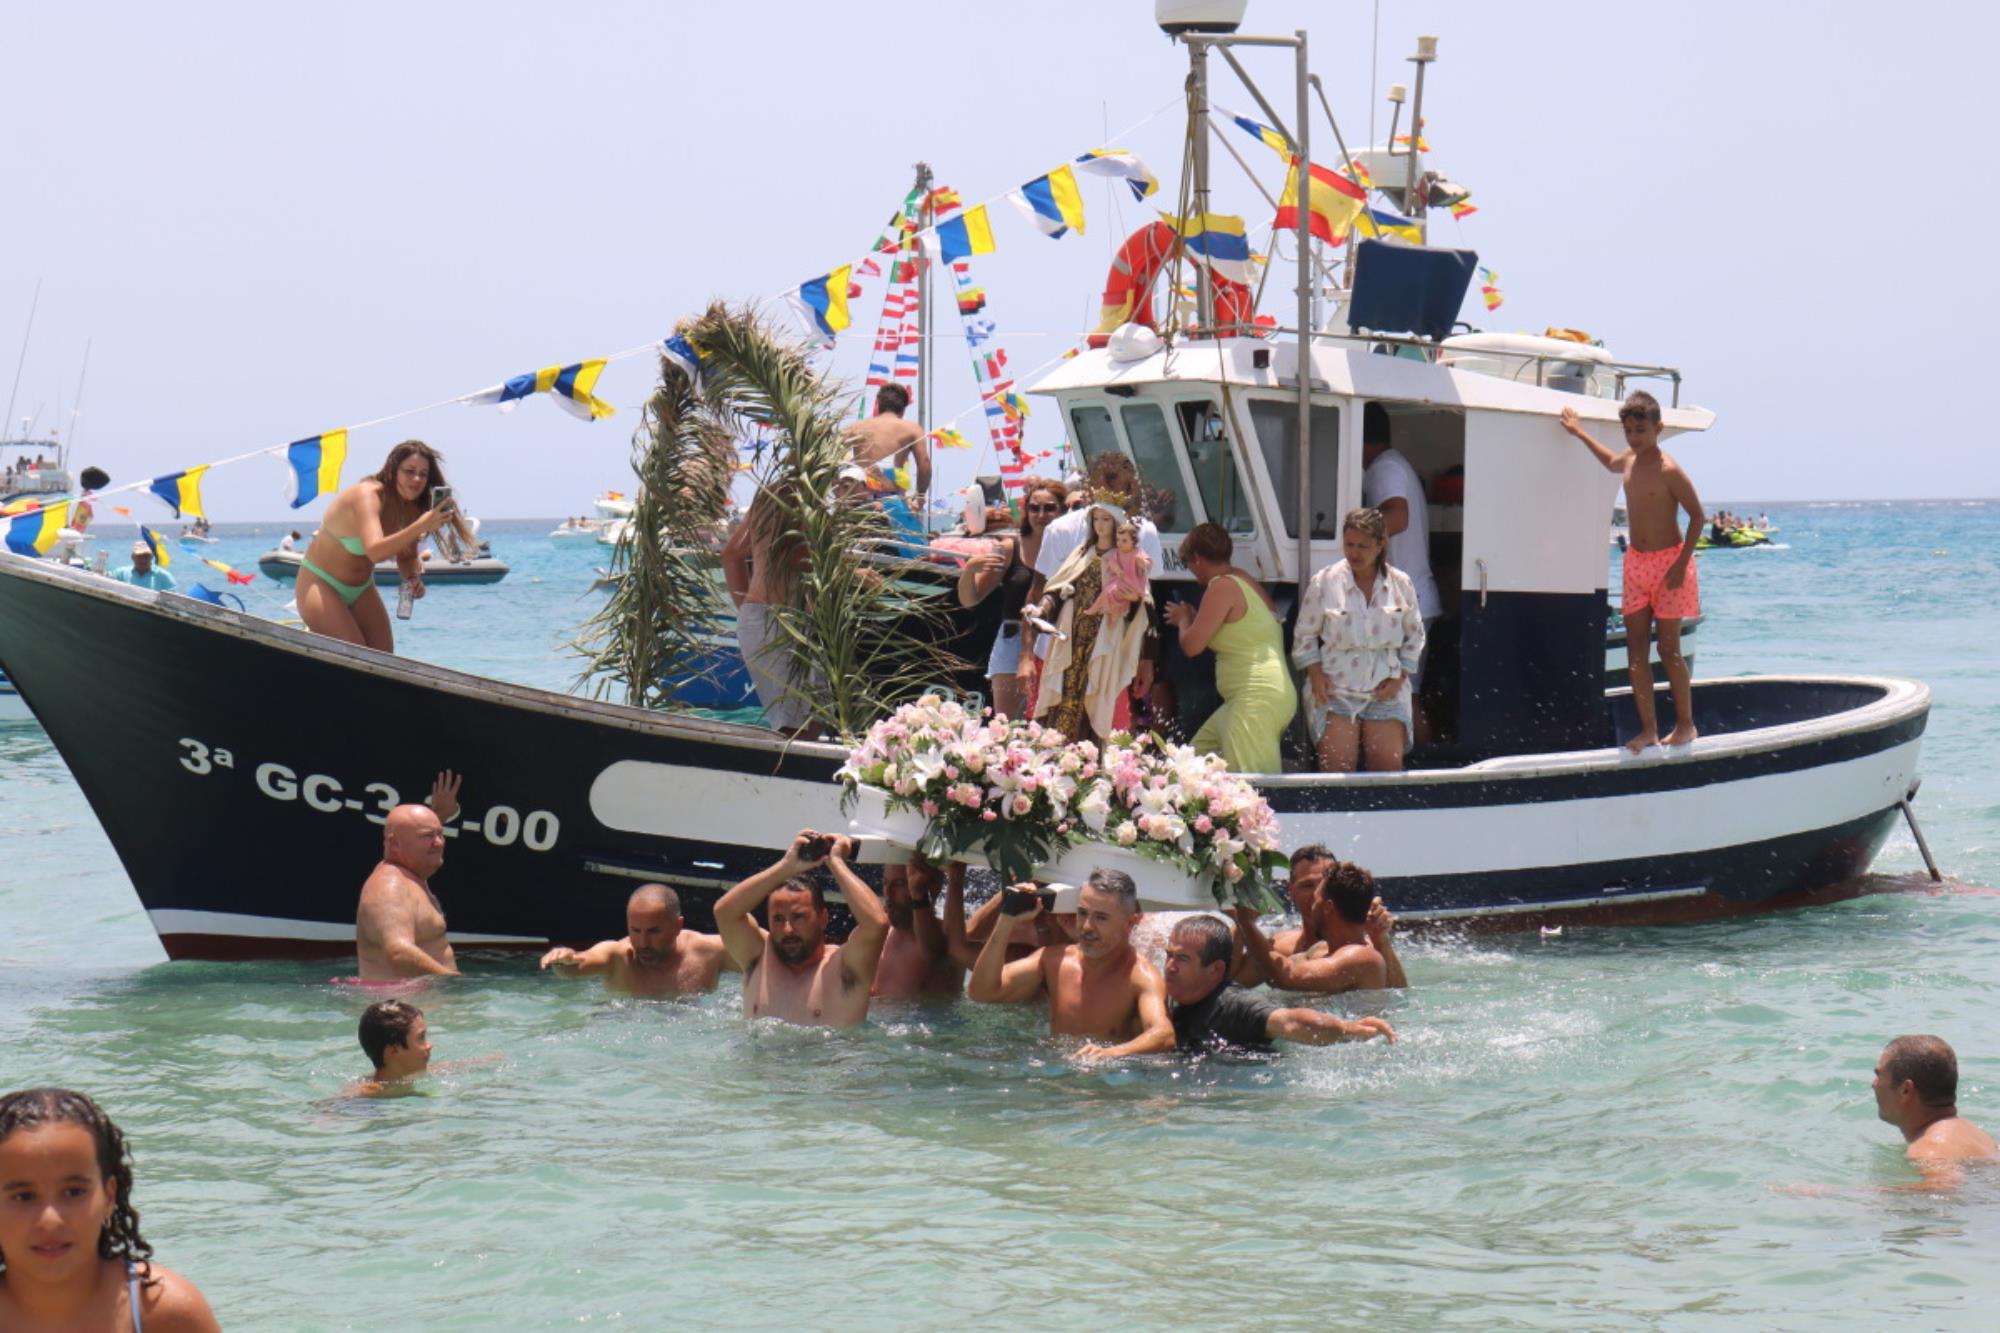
[[1012, 795, 1033, 816], [982, 810, 999, 822], [1195, 815, 1214, 834], [945, 766, 959, 780], [921, 800, 939, 817]]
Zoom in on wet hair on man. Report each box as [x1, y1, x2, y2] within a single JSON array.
[[1880, 1034, 1958, 1106], [1171, 914, 1235, 970], [1319, 861, 1378, 925], [358, 999, 424, 1072], [876, 384, 910, 415], [1086, 867, 1139, 912]]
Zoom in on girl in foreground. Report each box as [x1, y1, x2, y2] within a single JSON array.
[[296, 439, 470, 651], [0, 1088, 219, 1331]]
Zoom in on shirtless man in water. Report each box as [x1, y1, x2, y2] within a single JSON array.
[[715, 830, 890, 1028], [1873, 1034, 1999, 1185], [1234, 861, 1408, 994], [1562, 393, 1705, 751], [538, 884, 737, 996], [842, 384, 929, 498], [968, 869, 1174, 1061], [355, 797, 460, 980], [872, 859, 964, 1000]]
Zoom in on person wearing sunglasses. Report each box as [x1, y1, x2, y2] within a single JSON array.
[[957, 476, 1068, 718]]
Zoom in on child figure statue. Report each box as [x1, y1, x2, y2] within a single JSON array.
[[1082, 519, 1152, 619]]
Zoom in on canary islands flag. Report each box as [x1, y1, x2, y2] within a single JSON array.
[[3, 502, 69, 557], [467, 361, 617, 421], [148, 466, 209, 520], [930, 206, 997, 265], [138, 524, 172, 567], [286, 429, 348, 510], [1009, 165, 1087, 239], [1275, 158, 1368, 246], [1167, 212, 1255, 286], [788, 265, 855, 339], [1357, 206, 1423, 243], [1074, 149, 1159, 201]]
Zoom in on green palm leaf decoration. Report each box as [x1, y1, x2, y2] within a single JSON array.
[[576, 303, 966, 739]]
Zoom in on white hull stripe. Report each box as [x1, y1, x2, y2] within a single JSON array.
[[149, 909, 545, 945], [1283, 741, 1919, 877]]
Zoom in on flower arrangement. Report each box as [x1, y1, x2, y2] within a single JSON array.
[[836, 695, 1287, 909]]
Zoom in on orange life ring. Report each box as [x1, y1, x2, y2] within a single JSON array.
[[1087, 221, 1260, 347]]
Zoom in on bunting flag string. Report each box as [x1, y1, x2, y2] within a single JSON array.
[[287, 430, 349, 511], [1356, 205, 1422, 243], [1167, 212, 1256, 285], [1478, 267, 1503, 312], [926, 204, 998, 265], [1008, 163, 1087, 239], [4, 501, 70, 556], [1274, 158, 1368, 247], [786, 264, 857, 339], [202, 557, 256, 586], [1450, 197, 1479, 220], [1217, 106, 1291, 157], [147, 466, 208, 520], [1073, 149, 1160, 201]]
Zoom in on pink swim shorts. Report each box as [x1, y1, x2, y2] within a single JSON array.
[[1621, 545, 1699, 619]]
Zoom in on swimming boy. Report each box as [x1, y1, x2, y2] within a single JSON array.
[[539, 884, 737, 996], [1873, 1034, 1998, 1184], [348, 999, 433, 1097], [1562, 393, 1705, 750]]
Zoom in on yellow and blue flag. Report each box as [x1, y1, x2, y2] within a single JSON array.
[[1219, 107, 1290, 157], [138, 524, 172, 567], [286, 428, 348, 510], [147, 465, 208, 520], [1073, 149, 1159, 201], [3, 502, 69, 557], [788, 265, 855, 339], [1357, 206, 1423, 243], [1009, 165, 1087, 239], [467, 360, 616, 421], [1167, 212, 1255, 286], [929, 206, 997, 265]]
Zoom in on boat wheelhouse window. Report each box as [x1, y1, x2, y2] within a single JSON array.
[[1174, 399, 1254, 536], [1248, 400, 1341, 538], [1115, 402, 1188, 534], [1068, 404, 1123, 471]]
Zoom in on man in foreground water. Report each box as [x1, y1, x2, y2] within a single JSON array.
[[1874, 1034, 1997, 1182], [715, 830, 889, 1028], [539, 884, 736, 996], [1165, 916, 1394, 1054], [1234, 861, 1407, 994], [872, 858, 964, 1000], [967, 868, 1174, 1061]]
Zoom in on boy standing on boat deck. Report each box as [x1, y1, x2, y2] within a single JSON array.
[[1562, 393, 1704, 751]]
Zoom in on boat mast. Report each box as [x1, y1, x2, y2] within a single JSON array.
[[1187, 45, 1217, 333], [1179, 24, 1313, 585], [5, 278, 40, 446], [64, 337, 91, 467], [1404, 36, 1436, 244]]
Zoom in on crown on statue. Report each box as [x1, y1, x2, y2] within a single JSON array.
[[1091, 486, 1136, 511]]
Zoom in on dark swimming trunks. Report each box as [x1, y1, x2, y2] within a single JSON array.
[[1170, 982, 1278, 1053]]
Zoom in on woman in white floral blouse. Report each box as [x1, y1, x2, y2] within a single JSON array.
[[1291, 507, 1427, 772]]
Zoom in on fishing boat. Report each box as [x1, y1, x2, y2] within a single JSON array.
[[256, 547, 512, 587], [548, 516, 610, 543], [0, 9, 1933, 958]]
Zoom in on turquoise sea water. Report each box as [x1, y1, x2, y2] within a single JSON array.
[[3, 506, 1998, 1330]]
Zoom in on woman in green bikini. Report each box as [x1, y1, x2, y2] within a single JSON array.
[[297, 440, 468, 651]]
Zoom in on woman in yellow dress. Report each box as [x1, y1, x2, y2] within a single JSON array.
[[1163, 523, 1296, 774]]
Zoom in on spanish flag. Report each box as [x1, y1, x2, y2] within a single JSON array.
[[1010, 165, 1087, 239], [1275, 158, 1367, 246], [148, 465, 209, 520], [931, 206, 997, 265], [287, 428, 348, 510], [138, 524, 172, 567], [3, 502, 68, 557], [789, 265, 855, 338]]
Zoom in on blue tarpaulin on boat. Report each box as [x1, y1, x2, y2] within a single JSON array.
[[1346, 240, 1479, 341]]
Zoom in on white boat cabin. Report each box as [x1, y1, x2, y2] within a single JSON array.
[[1025, 337, 1714, 760]]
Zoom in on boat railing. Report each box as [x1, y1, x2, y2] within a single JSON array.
[[1164, 323, 1686, 407]]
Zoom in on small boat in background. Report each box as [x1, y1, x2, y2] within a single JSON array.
[[549, 516, 610, 543], [257, 548, 511, 586]]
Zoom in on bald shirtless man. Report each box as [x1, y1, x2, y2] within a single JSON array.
[[715, 830, 890, 1028], [1874, 1034, 1999, 1184], [968, 868, 1174, 1062], [538, 884, 737, 996], [356, 803, 458, 980], [842, 384, 929, 499]]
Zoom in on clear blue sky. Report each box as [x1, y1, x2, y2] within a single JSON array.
[[5, 1, 1993, 520]]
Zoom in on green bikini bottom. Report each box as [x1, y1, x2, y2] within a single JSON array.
[[299, 555, 372, 607]]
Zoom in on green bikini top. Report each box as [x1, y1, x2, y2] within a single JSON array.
[[335, 535, 367, 556]]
